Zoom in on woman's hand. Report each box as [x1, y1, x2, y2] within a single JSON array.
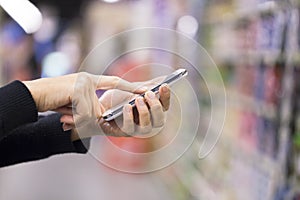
[[98, 84, 170, 137], [23, 72, 145, 127], [70, 76, 171, 139]]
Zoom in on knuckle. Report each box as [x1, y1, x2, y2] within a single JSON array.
[[139, 125, 152, 134], [78, 72, 89, 82], [123, 127, 135, 135], [79, 71, 89, 77], [78, 72, 94, 85], [150, 104, 162, 113], [152, 112, 166, 128], [111, 76, 121, 86]]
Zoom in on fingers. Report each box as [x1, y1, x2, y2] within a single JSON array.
[[61, 114, 75, 132], [72, 74, 94, 126], [73, 76, 102, 127], [99, 119, 129, 137], [145, 91, 165, 128], [159, 84, 171, 111], [135, 97, 152, 134], [135, 76, 166, 87], [60, 115, 74, 124], [99, 89, 133, 110], [62, 123, 74, 131], [92, 75, 147, 93], [72, 73, 149, 129], [98, 87, 170, 137], [121, 104, 135, 135], [92, 93, 102, 119], [55, 106, 73, 115], [70, 73, 171, 136], [72, 88, 92, 127]]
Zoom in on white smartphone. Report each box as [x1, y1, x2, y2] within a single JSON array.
[[102, 68, 188, 121]]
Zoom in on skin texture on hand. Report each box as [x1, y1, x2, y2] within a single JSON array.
[[70, 76, 171, 140], [99, 84, 170, 137], [23, 72, 146, 128]]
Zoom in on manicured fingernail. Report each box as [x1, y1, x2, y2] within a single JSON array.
[[125, 104, 132, 113], [137, 98, 145, 106], [147, 91, 155, 99], [162, 84, 169, 93], [63, 124, 72, 131]]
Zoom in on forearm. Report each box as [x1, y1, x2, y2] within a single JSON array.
[[0, 114, 90, 168]]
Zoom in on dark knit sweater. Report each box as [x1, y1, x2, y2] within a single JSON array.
[[0, 81, 90, 167], [0, 81, 38, 139]]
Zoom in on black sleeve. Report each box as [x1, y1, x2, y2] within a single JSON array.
[[0, 81, 38, 140], [0, 114, 90, 168]]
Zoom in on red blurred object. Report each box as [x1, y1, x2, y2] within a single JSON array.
[[101, 56, 155, 169]]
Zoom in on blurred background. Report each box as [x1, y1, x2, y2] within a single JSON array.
[[0, 0, 300, 199]]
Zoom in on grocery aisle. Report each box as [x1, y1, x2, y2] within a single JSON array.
[[1, 0, 300, 200]]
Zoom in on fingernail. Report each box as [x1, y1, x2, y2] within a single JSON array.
[[137, 98, 145, 106], [147, 91, 155, 99], [63, 124, 72, 131], [162, 84, 169, 93], [125, 104, 132, 113]]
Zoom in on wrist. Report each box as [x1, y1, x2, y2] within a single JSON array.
[[23, 80, 42, 111]]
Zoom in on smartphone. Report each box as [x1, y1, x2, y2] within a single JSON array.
[[102, 68, 188, 121]]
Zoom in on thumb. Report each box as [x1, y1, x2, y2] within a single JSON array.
[[90, 75, 147, 93]]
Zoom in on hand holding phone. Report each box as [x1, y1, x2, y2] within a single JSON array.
[[102, 68, 188, 121]]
